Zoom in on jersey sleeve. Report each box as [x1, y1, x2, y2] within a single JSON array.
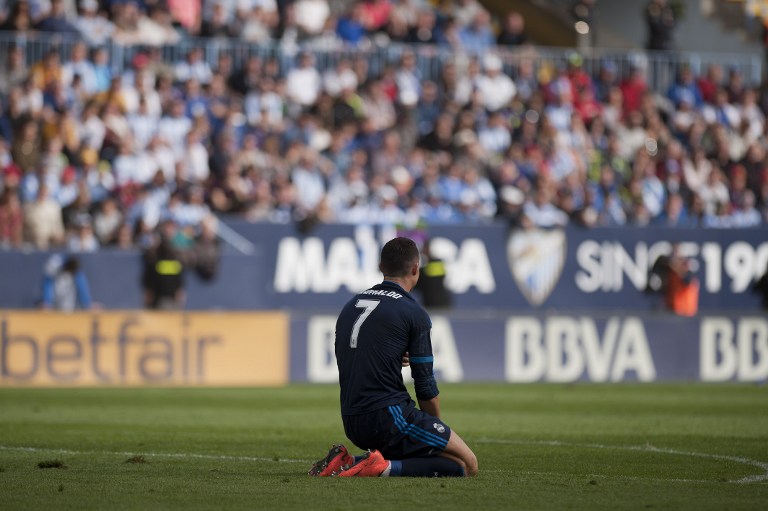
[[408, 311, 438, 401]]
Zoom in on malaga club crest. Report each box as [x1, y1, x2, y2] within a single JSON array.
[[507, 229, 567, 306]]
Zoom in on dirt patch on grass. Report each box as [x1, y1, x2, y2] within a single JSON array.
[[37, 460, 67, 469]]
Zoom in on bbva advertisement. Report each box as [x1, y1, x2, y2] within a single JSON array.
[[291, 313, 768, 383]]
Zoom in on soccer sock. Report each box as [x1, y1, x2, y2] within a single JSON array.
[[392, 457, 464, 477]]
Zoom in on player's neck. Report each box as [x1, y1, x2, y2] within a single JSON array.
[[382, 277, 413, 293]]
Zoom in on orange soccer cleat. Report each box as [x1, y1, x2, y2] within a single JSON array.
[[333, 450, 389, 477], [308, 444, 354, 477]]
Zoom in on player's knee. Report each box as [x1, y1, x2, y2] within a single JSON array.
[[463, 452, 478, 477]]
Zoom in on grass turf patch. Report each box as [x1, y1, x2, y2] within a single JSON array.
[[0, 384, 766, 510]]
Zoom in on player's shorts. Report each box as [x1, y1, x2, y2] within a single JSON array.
[[342, 399, 452, 460]]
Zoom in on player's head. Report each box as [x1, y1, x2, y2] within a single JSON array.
[[380, 237, 420, 280]]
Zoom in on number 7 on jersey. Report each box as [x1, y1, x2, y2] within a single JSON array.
[[350, 299, 380, 348]]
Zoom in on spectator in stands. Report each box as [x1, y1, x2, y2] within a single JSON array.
[[336, 3, 367, 45], [200, 0, 235, 39], [285, 52, 321, 110], [731, 189, 762, 227], [497, 11, 526, 46], [458, 8, 495, 54], [23, 183, 64, 249], [40, 254, 94, 311], [645, 0, 677, 51], [359, 0, 393, 33], [93, 196, 123, 245], [174, 48, 212, 85], [67, 214, 100, 252], [167, 0, 201, 35], [0, 43, 28, 97], [0, 186, 23, 249], [12, 119, 43, 173], [293, 0, 330, 39], [524, 183, 569, 228], [1, 0, 35, 32], [61, 41, 97, 95], [475, 54, 515, 112], [74, 0, 115, 45], [667, 66, 702, 109], [36, 0, 80, 33], [394, 50, 422, 108]]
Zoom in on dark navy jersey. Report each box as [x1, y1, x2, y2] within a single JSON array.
[[335, 281, 438, 415]]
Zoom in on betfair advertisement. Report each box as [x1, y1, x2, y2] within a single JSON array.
[[0, 312, 289, 386]]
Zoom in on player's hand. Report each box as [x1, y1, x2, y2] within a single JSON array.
[[401, 352, 410, 367]]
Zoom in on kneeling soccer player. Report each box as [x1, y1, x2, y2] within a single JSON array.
[[309, 237, 478, 478]]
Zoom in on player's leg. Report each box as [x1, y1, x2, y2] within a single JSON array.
[[379, 401, 472, 477], [335, 403, 461, 477], [438, 429, 478, 477]]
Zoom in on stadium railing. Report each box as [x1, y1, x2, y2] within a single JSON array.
[[0, 32, 762, 93]]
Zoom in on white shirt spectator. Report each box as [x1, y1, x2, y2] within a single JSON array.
[[545, 104, 573, 133], [641, 173, 666, 218], [174, 57, 213, 85], [62, 59, 97, 95], [395, 65, 421, 107], [698, 177, 731, 216], [286, 63, 321, 107], [323, 64, 358, 97], [74, 3, 116, 46], [128, 112, 158, 151], [133, 152, 163, 185], [181, 138, 210, 184], [67, 228, 100, 253], [158, 115, 193, 155], [523, 199, 568, 227], [701, 103, 741, 131], [147, 141, 178, 183], [478, 124, 511, 154], [122, 87, 162, 118], [80, 114, 106, 151], [113, 151, 142, 186], [292, 164, 326, 211], [475, 68, 516, 111], [294, 0, 330, 35]]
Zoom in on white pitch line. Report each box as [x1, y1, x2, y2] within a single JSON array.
[[476, 438, 768, 484], [483, 468, 713, 484], [0, 445, 312, 464]]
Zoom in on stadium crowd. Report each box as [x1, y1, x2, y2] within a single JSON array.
[[0, 0, 767, 254]]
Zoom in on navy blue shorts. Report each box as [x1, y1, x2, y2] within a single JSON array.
[[342, 399, 452, 460]]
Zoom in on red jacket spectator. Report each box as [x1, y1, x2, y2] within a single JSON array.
[[620, 67, 648, 114]]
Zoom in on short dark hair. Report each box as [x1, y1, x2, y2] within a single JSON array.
[[380, 237, 419, 277]]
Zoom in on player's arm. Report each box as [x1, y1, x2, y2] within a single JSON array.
[[418, 395, 441, 419], [409, 322, 440, 416]]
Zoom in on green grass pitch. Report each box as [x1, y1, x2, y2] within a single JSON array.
[[0, 384, 766, 510]]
